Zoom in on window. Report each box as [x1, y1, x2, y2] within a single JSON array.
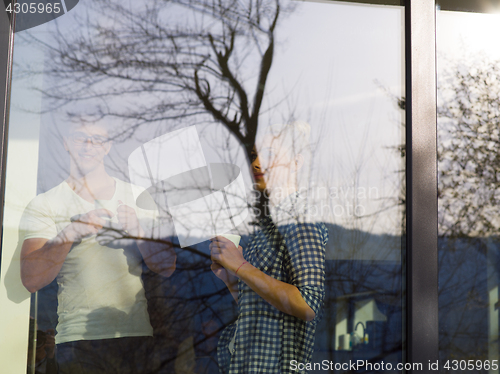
[[0, 1, 406, 372]]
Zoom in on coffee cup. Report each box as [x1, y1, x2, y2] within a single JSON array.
[[216, 234, 241, 248]]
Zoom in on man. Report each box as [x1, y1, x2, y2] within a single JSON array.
[[20, 121, 176, 373]]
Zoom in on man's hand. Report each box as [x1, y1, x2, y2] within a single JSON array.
[[66, 209, 114, 242]]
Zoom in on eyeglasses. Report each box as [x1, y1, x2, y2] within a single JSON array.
[[70, 133, 109, 147]]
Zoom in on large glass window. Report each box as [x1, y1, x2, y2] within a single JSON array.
[[0, 1, 405, 372], [437, 2, 500, 372]]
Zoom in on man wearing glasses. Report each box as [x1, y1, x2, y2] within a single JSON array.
[[19, 121, 176, 373]]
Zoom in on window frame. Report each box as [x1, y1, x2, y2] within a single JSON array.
[[405, 0, 439, 371], [0, 1, 440, 372]]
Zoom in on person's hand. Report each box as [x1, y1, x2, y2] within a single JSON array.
[[45, 329, 56, 359], [116, 201, 145, 238], [211, 262, 236, 285], [209, 236, 245, 275], [65, 209, 114, 242]]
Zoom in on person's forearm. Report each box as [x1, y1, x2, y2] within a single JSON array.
[[137, 239, 177, 277], [236, 262, 315, 321], [21, 228, 77, 293]]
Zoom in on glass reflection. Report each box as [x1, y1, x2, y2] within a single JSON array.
[[0, 0, 404, 372], [437, 6, 500, 372]]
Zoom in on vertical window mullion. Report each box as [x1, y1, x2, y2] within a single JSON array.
[[0, 2, 15, 258], [405, 0, 439, 371]]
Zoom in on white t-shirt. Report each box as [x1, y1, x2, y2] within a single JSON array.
[[21, 178, 157, 344]]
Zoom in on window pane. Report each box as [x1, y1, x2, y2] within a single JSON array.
[[1, 1, 405, 372], [437, 3, 500, 371]]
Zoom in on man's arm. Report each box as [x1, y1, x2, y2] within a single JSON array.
[[21, 237, 70, 293], [21, 209, 112, 293]]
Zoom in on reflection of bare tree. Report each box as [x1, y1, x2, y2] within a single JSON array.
[[30, 0, 292, 160], [436, 56, 500, 366], [438, 57, 500, 237]]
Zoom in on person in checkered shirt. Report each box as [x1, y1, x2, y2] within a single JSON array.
[[210, 122, 328, 373]]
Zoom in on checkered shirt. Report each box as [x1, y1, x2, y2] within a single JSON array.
[[217, 196, 328, 373]]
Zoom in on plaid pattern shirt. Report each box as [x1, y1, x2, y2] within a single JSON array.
[[217, 195, 328, 373]]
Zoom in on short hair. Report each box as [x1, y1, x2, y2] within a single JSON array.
[[60, 116, 112, 138]]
